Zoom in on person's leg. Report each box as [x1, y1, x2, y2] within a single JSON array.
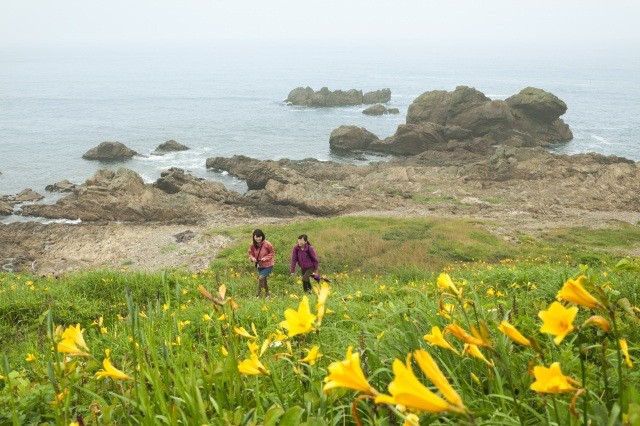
[[301, 268, 312, 293], [256, 275, 265, 297], [264, 276, 270, 297]]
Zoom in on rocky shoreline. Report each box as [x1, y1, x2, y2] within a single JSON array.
[[2, 86, 639, 274]]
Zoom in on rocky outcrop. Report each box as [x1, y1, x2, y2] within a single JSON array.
[[152, 139, 190, 155], [329, 126, 380, 151], [333, 86, 573, 156], [362, 104, 399, 116], [285, 87, 391, 107], [2, 189, 44, 205], [82, 142, 138, 161], [405, 86, 572, 144], [363, 89, 392, 104], [20, 168, 245, 223], [0, 200, 12, 216], [45, 179, 77, 193], [3, 150, 640, 274]]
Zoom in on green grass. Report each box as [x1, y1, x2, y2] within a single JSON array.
[[1, 216, 639, 425]]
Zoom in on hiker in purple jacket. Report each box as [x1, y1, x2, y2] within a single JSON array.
[[290, 234, 319, 293]]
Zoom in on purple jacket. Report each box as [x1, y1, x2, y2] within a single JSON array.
[[290, 244, 318, 273]]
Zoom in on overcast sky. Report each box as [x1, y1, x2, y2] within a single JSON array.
[[1, 0, 639, 50]]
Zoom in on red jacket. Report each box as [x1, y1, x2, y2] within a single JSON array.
[[248, 240, 275, 268]]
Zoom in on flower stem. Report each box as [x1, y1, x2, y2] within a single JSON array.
[[609, 308, 624, 423], [269, 372, 286, 408]]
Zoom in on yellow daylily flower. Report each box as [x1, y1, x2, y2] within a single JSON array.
[[233, 326, 256, 339], [57, 340, 91, 357], [238, 353, 270, 375], [436, 273, 462, 297], [279, 296, 317, 337], [423, 326, 459, 354], [315, 282, 330, 324], [323, 346, 378, 395], [25, 353, 36, 362], [498, 321, 531, 346], [247, 341, 259, 354], [539, 301, 578, 345], [61, 324, 89, 352], [530, 362, 579, 394], [374, 355, 466, 414], [95, 358, 132, 380], [299, 345, 323, 365], [462, 344, 494, 367], [557, 275, 604, 309], [620, 339, 633, 367], [413, 349, 464, 408], [443, 324, 488, 347], [583, 315, 610, 332]]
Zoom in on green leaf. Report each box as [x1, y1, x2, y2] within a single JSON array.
[[302, 417, 327, 426], [280, 406, 305, 426], [264, 406, 285, 426]]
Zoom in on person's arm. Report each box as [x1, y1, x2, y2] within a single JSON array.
[[248, 245, 256, 262], [290, 246, 297, 275]]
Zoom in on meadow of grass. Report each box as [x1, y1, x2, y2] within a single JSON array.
[[1, 216, 639, 425]]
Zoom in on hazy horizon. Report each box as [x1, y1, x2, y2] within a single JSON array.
[[2, 0, 639, 51]]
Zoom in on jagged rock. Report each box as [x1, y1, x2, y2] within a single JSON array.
[[387, 108, 400, 114], [153, 139, 189, 155], [82, 142, 138, 161], [45, 179, 77, 193], [363, 89, 391, 104], [2, 189, 44, 205], [370, 123, 446, 155], [329, 126, 380, 150], [285, 87, 391, 107], [362, 104, 389, 115], [505, 87, 567, 122], [0, 200, 12, 216], [174, 230, 196, 243], [154, 167, 233, 201]]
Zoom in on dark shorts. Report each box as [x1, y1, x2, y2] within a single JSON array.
[[258, 266, 273, 277]]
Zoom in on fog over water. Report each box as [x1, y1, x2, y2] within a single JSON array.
[[1, 1, 639, 218]]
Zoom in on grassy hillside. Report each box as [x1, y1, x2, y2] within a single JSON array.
[[1, 216, 639, 425]]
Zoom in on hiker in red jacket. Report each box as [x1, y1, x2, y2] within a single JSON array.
[[290, 234, 319, 293], [248, 229, 275, 298]]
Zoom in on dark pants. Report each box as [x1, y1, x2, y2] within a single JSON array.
[[301, 267, 313, 292]]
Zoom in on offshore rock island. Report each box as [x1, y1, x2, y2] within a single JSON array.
[[2, 86, 639, 274], [285, 87, 391, 107]]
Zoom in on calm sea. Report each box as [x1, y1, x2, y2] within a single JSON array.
[[1, 44, 639, 216]]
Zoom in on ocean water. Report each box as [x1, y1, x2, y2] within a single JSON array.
[[1, 45, 639, 211]]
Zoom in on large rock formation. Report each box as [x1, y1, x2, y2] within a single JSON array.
[[331, 86, 573, 156], [285, 87, 391, 107], [20, 168, 244, 223], [405, 86, 571, 144], [82, 142, 138, 161]]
